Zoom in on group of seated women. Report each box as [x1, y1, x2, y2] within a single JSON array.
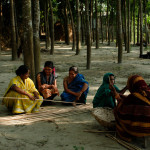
[[2, 62, 150, 143], [93, 73, 150, 142], [2, 62, 89, 114]]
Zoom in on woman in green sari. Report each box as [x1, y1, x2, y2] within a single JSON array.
[[92, 73, 127, 108]]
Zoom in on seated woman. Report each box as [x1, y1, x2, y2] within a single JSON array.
[[92, 73, 127, 108], [2, 65, 43, 114], [36, 61, 59, 104], [111, 75, 150, 142], [61, 66, 89, 105]]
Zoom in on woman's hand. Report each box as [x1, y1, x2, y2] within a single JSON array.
[[33, 91, 39, 99], [40, 84, 47, 90], [74, 92, 82, 100], [27, 93, 35, 101], [51, 85, 59, 96]]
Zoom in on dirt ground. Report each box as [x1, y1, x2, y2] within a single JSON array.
[[0, 42, 150, 150]]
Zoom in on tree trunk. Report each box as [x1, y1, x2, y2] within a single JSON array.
[[140, 0, 143, 56], [111, 9, 114, 42], [117, 0, 123, 63], [10, 0, 17, 60], [0, 1, 2, 54], [137, 10, 140, 44], [76, 0, 80, 55], [100, 1, 103, 43], [32, 0, 41, 76], [85, 0, 91, 69], [130, 8, 132, 42], [107, 0, 110, 45], [22, 0, 35, 82], [124, 0, 128, 51], [49, 0, 54, 55], [90, 0, 93, 44], [80, 4, 85, 45], [45, 0, 50, 49], [64, 0, 70, 45], [133, 0, 135, 45], [127, 0, 130, 53], [67, 0, 76, 51], [95, 0, 99, 49], [144, 0, 147, 48]]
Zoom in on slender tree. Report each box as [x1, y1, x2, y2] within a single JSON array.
[[95, 0, 99, 49], [67, 0, 76, 51], [90, 0, 93, 44], [10, 0, 17, 60], [45, 0, 50, 49], [85, 0, 91, 69], [49, 0, 54, 55], [137, 10, 140, 44], [117, 0, 123, 63], [64, 0, 70, 45], [32, 0, 41, 75], [144, 0, 147, 47], [76, 0, 80, 55], [22, 0, 35, 81], [100, 1, 103, 43], [107, 0, 110, 45], [127, 0, 130, 53], [140, 0, 143, 55], [133, 0, 135, 45], [80, 3, 85, 44], [124, 0, 128, 51]]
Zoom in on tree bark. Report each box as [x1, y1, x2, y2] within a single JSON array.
[[100, 0, 103, 43], [32, 0, 41, 76], [137, 10, 140, 44], [67, 0, 76, 51], [140, 0, 143, 55], [95, 0, 99, 49], [76, 0, 80, 55], [127, 0, 130, 53], [133, 0, 135, 45], [144, 0, 147, 48], [45, 0, 50, 49], [90, 0, 93, 44], [107, 0, 110, 45], [124, 0, 128, 51], [64, 0, 70, 45], [10, 0, 17, 60], [49, 0, 54, 55], [80, 4, 85, 44], [117, 0, 123, 63], [85, 0, 91, 69], [22, 0, 35, 82]]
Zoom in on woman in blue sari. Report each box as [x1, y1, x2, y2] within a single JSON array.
[[61, 66, 89, 105]]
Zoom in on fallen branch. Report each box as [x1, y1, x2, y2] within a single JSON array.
[[106, 134, 141, 150], [84, 130, 116, 133]]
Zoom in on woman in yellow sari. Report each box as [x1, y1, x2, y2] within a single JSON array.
[[2, 65, 43, 114]]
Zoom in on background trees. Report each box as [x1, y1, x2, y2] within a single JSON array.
[[0, 0, 150, 81]]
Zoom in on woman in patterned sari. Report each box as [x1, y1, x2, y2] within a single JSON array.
[[36, 61, 59, 105], [61, 66, 89, 105], [3, 65, 43, 114], [111, 75, 150, 142]]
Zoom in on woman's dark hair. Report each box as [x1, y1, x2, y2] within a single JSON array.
[[69, 66, 78, 74], [16, 65, 29, 76], [44, 61, 54, 68]]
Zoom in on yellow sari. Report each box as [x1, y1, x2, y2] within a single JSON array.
[[2, 76, 43, 114]]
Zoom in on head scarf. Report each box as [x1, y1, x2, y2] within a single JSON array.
[[127, 75, 150, 98], [102, 73, 114, 88]]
